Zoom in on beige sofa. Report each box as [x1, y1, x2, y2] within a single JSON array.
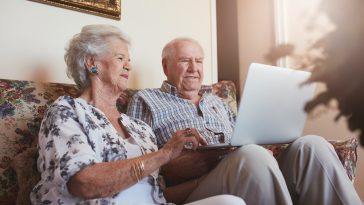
[[0, 79, 358, 205]]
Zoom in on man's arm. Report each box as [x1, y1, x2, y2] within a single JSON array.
[[163, 178, 200, 204]]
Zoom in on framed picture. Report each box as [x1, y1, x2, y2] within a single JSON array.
[[30, 0, 121, 20]]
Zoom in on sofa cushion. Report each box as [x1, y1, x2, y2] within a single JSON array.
[[0, 80, 79, 205]]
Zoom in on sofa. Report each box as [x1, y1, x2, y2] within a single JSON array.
[[0, 78, 358, 205]]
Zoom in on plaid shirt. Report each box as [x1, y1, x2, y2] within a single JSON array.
[[127, 81, 236, 147]]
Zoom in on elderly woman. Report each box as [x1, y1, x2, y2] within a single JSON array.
[[30, 25, 244, 205]]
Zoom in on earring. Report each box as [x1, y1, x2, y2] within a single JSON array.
[[90, 65, 98, 74]]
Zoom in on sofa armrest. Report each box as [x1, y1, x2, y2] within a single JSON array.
[[328, 138, 358, 182]]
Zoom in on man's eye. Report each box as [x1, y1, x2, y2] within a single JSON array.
[[180, 59, 190, 62]]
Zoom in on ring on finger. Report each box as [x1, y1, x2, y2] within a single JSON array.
[[184, 142, 193, 149]]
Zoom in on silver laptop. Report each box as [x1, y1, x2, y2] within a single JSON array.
[[199, 63, 316, 149]]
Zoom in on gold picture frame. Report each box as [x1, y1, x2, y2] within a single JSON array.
[[30, 0, 121, 20]]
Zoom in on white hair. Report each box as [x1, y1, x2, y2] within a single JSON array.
[[161, 37, 204, 60], [64, 24, 130, 90]]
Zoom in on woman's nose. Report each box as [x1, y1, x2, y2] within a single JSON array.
[[124, 60, 131, 71]]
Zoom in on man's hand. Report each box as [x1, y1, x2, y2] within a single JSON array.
[[161, 148, 233, 186]]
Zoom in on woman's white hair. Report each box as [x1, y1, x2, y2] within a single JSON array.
[[64, 24, 130, 90]]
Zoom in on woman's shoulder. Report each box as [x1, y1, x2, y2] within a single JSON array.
[[45, 96, 73, 114], [45, 95, 91, 121], [50, 96, 90, 110], [51, 95, 76, 107]]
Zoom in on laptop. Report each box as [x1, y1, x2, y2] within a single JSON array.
[[198, 63, 317, 149]]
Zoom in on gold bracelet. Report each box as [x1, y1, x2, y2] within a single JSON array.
[[137, 157, 143, 180], [138, 158, 145, 176], [131, 157, 145, 182], [132, 160, 140, 181], [132, 158, 140, 181]]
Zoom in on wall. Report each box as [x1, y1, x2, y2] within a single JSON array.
[[217, 0, 275, 99], [0, 0, 217, 89], [216, 0, 240, 93], [236, 0, 275, 98], [217, 0, 364, 201]]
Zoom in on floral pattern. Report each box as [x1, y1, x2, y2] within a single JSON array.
[[31, 96, 164, 204], [0, 79, 358, 205]]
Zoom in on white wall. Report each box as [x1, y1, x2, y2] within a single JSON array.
[[0, 0, 217, 89]]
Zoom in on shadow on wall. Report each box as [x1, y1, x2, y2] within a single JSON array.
[[265, 0, 364, 146], [29, 62, 52, 83]]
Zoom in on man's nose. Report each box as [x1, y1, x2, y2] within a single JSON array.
[[188, 60, 198, 72]]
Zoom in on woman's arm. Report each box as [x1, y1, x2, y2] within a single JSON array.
[[67, 148, 171, 199], [68, 128, 205, 199]]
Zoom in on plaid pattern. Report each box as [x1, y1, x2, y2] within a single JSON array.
[[127, 81, 236, 147]]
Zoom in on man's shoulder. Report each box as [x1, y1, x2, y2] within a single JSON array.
[[203, 92, 224, 102], [132, 88, 169, 100], [135, 88, 161, 95]]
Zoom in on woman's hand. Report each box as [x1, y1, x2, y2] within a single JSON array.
[[161, 128, 207, 161]]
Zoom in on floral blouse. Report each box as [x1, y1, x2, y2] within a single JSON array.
[[30, 96, 169, 205]]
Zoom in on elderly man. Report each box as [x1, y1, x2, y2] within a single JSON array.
[[127, 38, 361, 205]]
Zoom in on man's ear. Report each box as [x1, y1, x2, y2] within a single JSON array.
[[162, 58, 168, 76]]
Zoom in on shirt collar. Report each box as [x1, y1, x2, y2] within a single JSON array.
[[160, 80, 213, 96]]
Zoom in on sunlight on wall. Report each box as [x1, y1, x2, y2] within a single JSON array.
[[276, 0, 336, 69]]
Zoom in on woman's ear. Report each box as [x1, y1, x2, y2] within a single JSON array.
[[84, 56, 95, 69]]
